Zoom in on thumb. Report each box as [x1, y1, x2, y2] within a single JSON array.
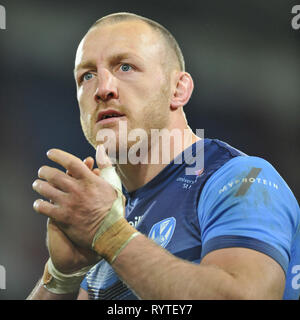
[[96, 144, 112, 170], [96, 144, 122, 191]]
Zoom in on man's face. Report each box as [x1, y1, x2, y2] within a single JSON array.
[[74, 20, 173, 156]]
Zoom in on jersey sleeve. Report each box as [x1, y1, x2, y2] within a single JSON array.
[[198, 155, 299, 274]]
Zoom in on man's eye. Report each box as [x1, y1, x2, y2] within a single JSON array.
[[120, 64, 132, 72], [82, 72, 94, 82]]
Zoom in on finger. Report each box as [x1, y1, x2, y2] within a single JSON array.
[[83, 157, 94, 170], [47, 218, 71, 252], [96, 145, 122, 190], [47, 149, 90, 179], [46, 218, 61, 249], [32, 179, 65, 203], [38, 166, 73, 192], [96, 144, 112, 170], [33, 199, 60, 221], [93, 168, 101, 176], [66, 170, 73, 177], [67, 157, 94, 176]]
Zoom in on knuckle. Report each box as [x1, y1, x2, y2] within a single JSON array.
[[65, 179, 77, 193], [68, 160, 79, 173], [61, 195, 75, 213], [58, 206, 71, 225], [63, 213, 71, 225], [52, 171, 61, 181], [51, 170, 66, 186]]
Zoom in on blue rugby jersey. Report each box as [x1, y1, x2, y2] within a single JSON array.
[[80, 138, 300, 300]]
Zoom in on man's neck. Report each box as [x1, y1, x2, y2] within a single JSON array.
[[116, 127, 200, 192]]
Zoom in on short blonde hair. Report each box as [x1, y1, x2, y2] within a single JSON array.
[[90, 12, 185, 72]]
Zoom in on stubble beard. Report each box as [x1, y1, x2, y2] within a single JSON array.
[[80, 112, 97, 149], [80, 82, 171, 162]]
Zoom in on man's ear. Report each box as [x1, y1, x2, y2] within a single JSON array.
[[170, 72, 194, 110]]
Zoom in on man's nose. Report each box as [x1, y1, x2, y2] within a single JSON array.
[[94, 69, 118, 103]]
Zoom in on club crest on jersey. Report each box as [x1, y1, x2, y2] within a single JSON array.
[[148, 217, 176, 248]]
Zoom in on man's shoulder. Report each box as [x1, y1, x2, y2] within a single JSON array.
[[202, 138, 283, 179], [201, 138, 247, 177], [204, 138, 247, 158], [201, 142, 299, 223]]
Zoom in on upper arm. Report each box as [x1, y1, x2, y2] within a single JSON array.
[[198, 156, 299, 298], [201, 247, 285, 299]]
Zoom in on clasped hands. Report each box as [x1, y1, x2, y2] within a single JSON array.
[[32, 145, 137, 280], [33, 145, 117, 245]]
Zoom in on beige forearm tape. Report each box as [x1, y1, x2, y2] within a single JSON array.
[[91, 165, 140, 264], [42, 258, 92, 294], [93, 218, 140, 264]]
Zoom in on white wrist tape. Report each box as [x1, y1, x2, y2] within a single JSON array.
[[43, 258, 93, 294]]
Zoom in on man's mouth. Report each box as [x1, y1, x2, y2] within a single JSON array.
[[96, 109, 126, 124]]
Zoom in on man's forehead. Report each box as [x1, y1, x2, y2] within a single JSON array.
[[75, 20, 163, 69], [88, 19, 157, 42]]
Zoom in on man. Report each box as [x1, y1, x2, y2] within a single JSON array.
[[28, 12, 300, 300]]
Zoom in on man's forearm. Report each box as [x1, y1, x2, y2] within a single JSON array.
[[27, 278, 77, 300], [111, 234, 247, 300]]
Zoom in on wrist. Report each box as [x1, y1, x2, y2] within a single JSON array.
[[92, 218, 140, 264], [42, 258, 93, 294]]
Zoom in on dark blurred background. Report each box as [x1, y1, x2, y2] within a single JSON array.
[[0, 0, 299, 299]]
